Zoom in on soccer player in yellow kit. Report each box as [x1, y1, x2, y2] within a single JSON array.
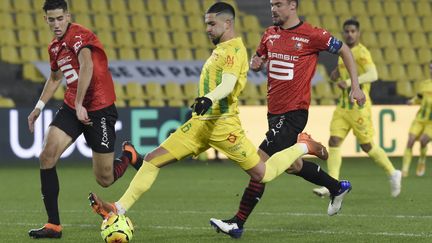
[[402, 61, 432, 177], [313, 19, 402, 198], [88, 2, 332, 222]]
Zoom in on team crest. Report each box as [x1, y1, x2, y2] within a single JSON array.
[[294, 42, 303, 50], [227, 133, 237, 143]]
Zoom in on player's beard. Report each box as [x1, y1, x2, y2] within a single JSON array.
[[211, 36, 221, 45]]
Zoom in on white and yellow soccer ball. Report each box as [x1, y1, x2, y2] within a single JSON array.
[[100, 214, 134, 243]]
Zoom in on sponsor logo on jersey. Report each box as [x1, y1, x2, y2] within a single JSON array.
[[57, 56, 72, 66], [291, 36, 310, 43], [50, 46, 59, 55], [265, 34, 281, 46], [267, 51, 299, 62]]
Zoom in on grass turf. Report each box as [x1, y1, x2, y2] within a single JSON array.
[[0, 157, 431, 242]]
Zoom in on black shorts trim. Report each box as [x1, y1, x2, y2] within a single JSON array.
[[259, 109, 308, 156]]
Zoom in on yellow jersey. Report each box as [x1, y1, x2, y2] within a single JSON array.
[[415, 79, 432, 122], [196, 37, 248, 119], [336, 43, 376, 110]]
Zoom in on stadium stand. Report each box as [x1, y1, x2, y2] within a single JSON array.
[[0, 0, 431, 107]]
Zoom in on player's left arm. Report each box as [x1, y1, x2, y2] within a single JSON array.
[[75, 47, 93, 125]]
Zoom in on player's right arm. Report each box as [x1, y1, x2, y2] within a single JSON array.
[[28, 70, 63, 133], [251, 29, 269, 72]]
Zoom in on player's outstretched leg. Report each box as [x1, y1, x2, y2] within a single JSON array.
[[122, 141, 144, 170], [88, 192, 117, 219], [210, 218, 243, 239], [327, 180, 352, 216], [28, 223, 62, 239]]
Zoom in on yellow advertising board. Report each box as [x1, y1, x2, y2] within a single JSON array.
[[238, 105, 420, 157]]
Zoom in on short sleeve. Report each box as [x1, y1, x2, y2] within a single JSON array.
[[222, 46, 245, 77], [48, 46, 58, 71], [358, 49, 374, 67], [310, 27, 342, 53], [67, 27, 95, 56], [256, 31, 268, 58]]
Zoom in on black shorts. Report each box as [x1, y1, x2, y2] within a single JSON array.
[[51, 103, 118, 153], [259, 109, 308, 156]]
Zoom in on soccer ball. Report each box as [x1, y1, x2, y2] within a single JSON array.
[[100, 214, 134, 243]]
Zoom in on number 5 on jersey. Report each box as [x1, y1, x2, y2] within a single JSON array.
[[268, 60, 294, 81], [60, 64, 79, 84]]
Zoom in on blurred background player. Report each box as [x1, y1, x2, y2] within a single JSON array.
[[209, 0, 366, 238], [88, 2, 332, 229], [313, 19, 402, 198], [402, 61, 432, 177], [27, 0, 137, 238]]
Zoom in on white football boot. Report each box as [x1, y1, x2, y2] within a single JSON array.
[[389, 170, 402, 197]]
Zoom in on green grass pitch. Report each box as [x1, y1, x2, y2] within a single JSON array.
[[0, 157, 431, 242]]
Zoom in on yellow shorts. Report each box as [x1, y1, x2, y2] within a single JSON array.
[[161, 115, 260, 170], [409, 119, 432, 139], [330, 107, 374, 144]]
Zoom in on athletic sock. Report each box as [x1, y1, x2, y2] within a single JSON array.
[[40, 167, 60, 226], [233, 180, 265, 228], [122, 150, 143, 170], [419, 147, 427, 164], [402, 148, 412, 173], [118, 162, 159, 211], [294, 160, 340, 195], [327, 147, 342, 180], [368, 145, 396, 175], [113, 158, 129, 181]]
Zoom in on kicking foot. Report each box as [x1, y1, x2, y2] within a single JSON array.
[[210, 218, 243, 239], [313, 186, 330, 198], [389, 170, 402, 197], [416, 162, 426, 177], [122, 141, 143, 170], [28, 223, 62, 239], [88, 192, 117, 219], [297, 133, 328, 160], [328, 180, 351, 216]]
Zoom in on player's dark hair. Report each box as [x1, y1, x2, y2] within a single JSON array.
[[343, 19, 360, 30], [206, 2, 235, 19], [43, 0, 68, 12]]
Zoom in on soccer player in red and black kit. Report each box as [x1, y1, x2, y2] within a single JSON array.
[[210, 0, 366, 238], [26, 0, 139, 239]]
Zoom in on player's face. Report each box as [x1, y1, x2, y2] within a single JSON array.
[[270, 0, 296, 26], [342, 25, 360, 46], [45, 9, 70, 39], [205, 13, 227, 45]]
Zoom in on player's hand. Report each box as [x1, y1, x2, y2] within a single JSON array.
[[75, 104, 92, 125], [330, 68, 340, 81], [349, 87, 366, 106], [250, 54, 265, 72], [191, 97, 212, 115], [337, 80, 348, 89], [28, 108, 41, 133]]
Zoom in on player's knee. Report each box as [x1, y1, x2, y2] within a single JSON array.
[[360, 143, 372, 153], [285, 159, 302, 174], [328, 137, 341, 147], [39, 148, 57, 168], [96, 176, 113, 188], [420, 136, 430, 147]]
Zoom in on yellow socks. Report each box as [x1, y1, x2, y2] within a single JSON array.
[[402, 148, 412, 174], [118, 162, 160, 211], [327, 147, 342, 180], [261, 144, 306, 183], [419, 147, 427, 164], [368, 146, 395, 176]]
